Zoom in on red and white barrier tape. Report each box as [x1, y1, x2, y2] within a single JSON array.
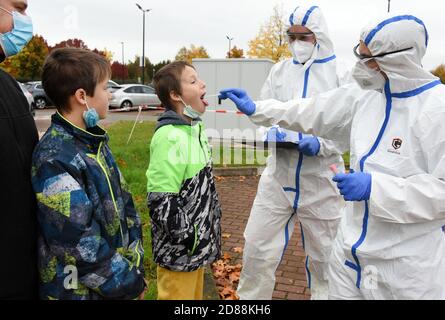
[[206, 109, 245, 115]]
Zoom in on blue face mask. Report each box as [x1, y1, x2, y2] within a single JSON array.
[[83, 99, 100, 128], [0, 7, 33, 58], [180, 97, 203, 119]]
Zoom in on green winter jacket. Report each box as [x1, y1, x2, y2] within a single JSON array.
[[146, 110, 222, 272]]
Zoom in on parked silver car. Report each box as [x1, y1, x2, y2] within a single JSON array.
[[107, 80, 119, 89], [17, 82, 36, 116], [109, 84, 161, 109]]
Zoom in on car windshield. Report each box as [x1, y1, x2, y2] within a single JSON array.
[[108, 80, 119, 88], [109, 86, 123, 93]]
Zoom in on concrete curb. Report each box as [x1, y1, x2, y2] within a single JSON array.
[[203, 266, 220, 300], [213, 166, 265, 177]]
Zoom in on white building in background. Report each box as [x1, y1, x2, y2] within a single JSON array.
[[192, 58, 274, 142]]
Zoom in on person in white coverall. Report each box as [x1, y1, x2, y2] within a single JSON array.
[[220, 13, 445, 300], [236, 5, 347, 301]]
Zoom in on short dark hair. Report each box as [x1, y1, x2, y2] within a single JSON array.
[[42, 48, 111, 112], [153, 61, 194, 108]]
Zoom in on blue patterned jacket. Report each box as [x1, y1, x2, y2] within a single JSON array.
[[32, 113, 145, 300]]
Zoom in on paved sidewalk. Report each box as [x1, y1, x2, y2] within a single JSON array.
[[214, 175, 311, 300]]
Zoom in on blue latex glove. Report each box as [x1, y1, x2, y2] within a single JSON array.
[[332, 170, 372, 202], [219, 88, 256, 115], [297, 136, 320, 156], [265, 127, 287, 142]]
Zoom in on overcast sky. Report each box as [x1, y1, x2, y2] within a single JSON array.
[[28, 0, 445, 71]]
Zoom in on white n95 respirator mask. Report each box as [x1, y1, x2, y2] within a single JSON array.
[[352, 60, 386, 90], [289, 40, 315, 64]]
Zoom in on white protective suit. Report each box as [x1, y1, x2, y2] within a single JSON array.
[[248, 14, 445, 300], [237, 5, 347, 300]]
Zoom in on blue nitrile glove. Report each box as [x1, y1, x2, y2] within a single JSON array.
[[218, 88, 256, 115], [265, 127, 287, 142], [332, 170, 372, 202], [297, 136, 320, 156]]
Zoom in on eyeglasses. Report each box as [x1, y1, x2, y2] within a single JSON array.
[[353, 43, 413, 60], [286, 31, 316, 43]]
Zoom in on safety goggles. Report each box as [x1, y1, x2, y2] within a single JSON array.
[[353, 43, 413, 60], [286, 31, 316, 43]]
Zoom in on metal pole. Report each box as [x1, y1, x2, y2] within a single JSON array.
[[121, 42, 125, 83], [229, 38, 231, 58], [136, 4, 151, 85], [226, 36, 233, 58], [388, 0, 391, 13], [142, 11, 145, 84]]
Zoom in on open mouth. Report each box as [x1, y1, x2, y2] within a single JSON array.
[[200, 93, 209, 107]]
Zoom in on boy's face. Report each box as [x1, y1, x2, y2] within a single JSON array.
[[179, 66, 208, 114], [87, 78, 111, 119]]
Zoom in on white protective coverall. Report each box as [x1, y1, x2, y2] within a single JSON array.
[[247, 14, 445, 300], [237, 5, 347, 300]]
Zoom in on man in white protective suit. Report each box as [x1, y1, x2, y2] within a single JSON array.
[[220, 13, 445, 300], [235, 5, 347, 301]]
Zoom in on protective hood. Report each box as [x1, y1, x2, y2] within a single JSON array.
[[288, 5, 335, 62], [360, 14, 438, 93]]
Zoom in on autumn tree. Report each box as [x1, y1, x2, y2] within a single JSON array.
[[51, 38, 89, 51], [247, 5, 291, 62], [92, 48, 113, 62], [153, 60, 171, 76], [432, 64, 445, 84], [126, 56, 158, 84], [51, 39, 113, 61], [0, 35, 49, 81], [175, 45, 210, 64], [227, 46, 245, 59], [111, 61, 129, 83]]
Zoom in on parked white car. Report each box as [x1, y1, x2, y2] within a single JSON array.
[[109, 84, 161, 109]]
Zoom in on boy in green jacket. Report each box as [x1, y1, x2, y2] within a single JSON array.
[[146, 61, 222, 300]]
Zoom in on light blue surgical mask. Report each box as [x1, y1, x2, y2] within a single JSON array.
[[0, 7, 33, 58], [82, 98, 100, 128], [180, 97, 203, 119]]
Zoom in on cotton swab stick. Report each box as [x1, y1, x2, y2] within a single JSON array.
[[329, 164, 340, 175]]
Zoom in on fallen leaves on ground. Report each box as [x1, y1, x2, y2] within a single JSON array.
[[117, 158, 128, 168], [222, 233, 231, 239], [211, 251, 243, 300], [232, 247, 243, 254]]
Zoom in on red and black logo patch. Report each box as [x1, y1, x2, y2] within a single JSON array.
[[392, 138, 403, 150]]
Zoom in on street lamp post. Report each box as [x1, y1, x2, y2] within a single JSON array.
[[226, 35, 234, 58], [120, 42, 125, 83], [136, 3, 151, 85]]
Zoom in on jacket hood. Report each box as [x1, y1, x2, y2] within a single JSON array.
[[156, 110, 200, 131]]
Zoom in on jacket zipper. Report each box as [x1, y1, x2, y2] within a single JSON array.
[[197, 124, 208, 163], [95, 142, 126, 245]]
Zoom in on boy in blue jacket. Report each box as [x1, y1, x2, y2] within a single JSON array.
[[32, 48, 146, 300]]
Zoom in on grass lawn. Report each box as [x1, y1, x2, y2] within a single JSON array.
[[107, 120, 350, 299], [107, 121, 158, 300]]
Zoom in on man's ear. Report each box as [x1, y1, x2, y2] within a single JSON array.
[[169, 90, 181, 103], [74, 89, 87, 105]]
